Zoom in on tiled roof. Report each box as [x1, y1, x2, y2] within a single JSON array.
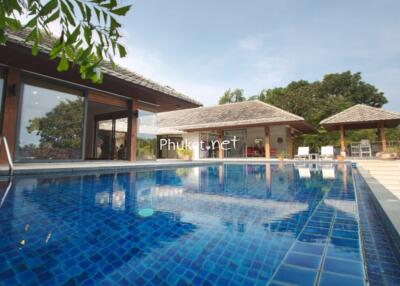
[[4, 29, 202, 106], [320, 104, 400, 125], [157, 100, 315, 132]]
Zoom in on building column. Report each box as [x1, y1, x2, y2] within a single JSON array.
[[218, 130, 224, 159], [1, 67, 21, 164], [128, 99, 138, 161], [340, 124, 346, 156], [287, 127, 293, 159], [378, 121, 387, 153], [264, 126, 270, 159]]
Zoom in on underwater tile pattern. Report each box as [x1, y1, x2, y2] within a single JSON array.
[[354, 170, 400, 286], [0, 163, 393, 285]]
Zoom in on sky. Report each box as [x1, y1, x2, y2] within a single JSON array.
[[116, 0, 400, 110]]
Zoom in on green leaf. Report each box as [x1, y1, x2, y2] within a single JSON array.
[[57, 54, 69, 72], [44, 10, 60, 24], [61, 2, 76, 26], [0, 30, 6, 44], [85, 5, 92, 22], [66, 25, 80, 45], [110, 5, 131, 16], [39, 0, 58, 16], [94, 7, 101, 22], [25, 16, 38, 28], [117, 43, 126, 57], [5, 17, 22, 30], [76, 0, 86, 17], [32, 42, 39, 56]]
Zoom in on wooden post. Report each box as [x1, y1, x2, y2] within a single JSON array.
[[340, 124, 346, 156], [378, 121, 387, 152], [264, 126, 270, 159], [218, 130, 224, 159], [128, 99, 138, 161], [1, 67, 21, 163], [287, 127, 293, 159]]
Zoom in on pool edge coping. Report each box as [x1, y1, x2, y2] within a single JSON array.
[[355, 165, 400, 257]]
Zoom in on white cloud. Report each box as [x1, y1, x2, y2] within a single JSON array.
[[238, 34, 265, 51], [253, 56, 293, 88]]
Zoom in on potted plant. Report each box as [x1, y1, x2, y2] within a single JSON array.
[[177, 147, 193, 161]]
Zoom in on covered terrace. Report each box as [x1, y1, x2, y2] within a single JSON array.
[[320, 104, 400, 158]]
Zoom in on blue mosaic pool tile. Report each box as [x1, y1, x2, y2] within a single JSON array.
[[273, 264, 317, 285], [284, 252, 321, 269], [319, 272, 365, 286], [323, 257, 364, 277]]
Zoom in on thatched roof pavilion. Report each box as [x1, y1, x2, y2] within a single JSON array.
[[157, 100, 316, 133], [320, 104, 400, 154]]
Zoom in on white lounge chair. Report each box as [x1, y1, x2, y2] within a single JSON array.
[[320, 146, 335, 160], [294, 147, 310, 160]]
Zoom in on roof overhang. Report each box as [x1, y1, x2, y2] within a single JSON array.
[[322, 119, 400, 131]]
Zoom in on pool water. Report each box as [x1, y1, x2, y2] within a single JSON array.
[[0, 163, 385, 285]]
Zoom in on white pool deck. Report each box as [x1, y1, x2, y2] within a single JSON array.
[[355, 160, 400, 199]]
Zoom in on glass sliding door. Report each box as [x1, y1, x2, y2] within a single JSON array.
[[95, 119, 114, 159], [16, 78, 84, 161], [137, 110, 157, 160], [95, 117, 128, 160], [199, 131, 219, 159], [224, 129, 246, 158]]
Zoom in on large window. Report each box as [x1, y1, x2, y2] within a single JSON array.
[[16, 78, 84, 161], [137, 110, 157, 160], [224, 129, 246, 158]]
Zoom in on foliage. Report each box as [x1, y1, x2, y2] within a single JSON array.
[[218, 88, 246, 105], [252, 71, 387, 126], [245, 71, 390, 148], [27, 97, 84, 149], [137, 138, 156, 158], [0, 0, 131, 83]]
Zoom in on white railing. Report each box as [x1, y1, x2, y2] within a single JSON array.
[[0, 136, 14, 175]]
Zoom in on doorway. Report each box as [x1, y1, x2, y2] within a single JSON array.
[[85, 93, 129, 160], [95, 117, 128, 160]]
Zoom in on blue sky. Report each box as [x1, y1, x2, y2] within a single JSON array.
[[117, 0, 400, 110]]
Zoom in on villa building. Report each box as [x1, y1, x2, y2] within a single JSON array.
[[157, 101, 315, 160], [0, 30, 314, 163]]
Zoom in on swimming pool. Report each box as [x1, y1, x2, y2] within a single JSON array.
[[0, 163, 399, 285]]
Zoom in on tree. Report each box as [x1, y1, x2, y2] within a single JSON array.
[[0, 0, 131, 83], [218, 88, 245, 105], [320, 71, 387, 107], [258, 71, 387, 126]]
